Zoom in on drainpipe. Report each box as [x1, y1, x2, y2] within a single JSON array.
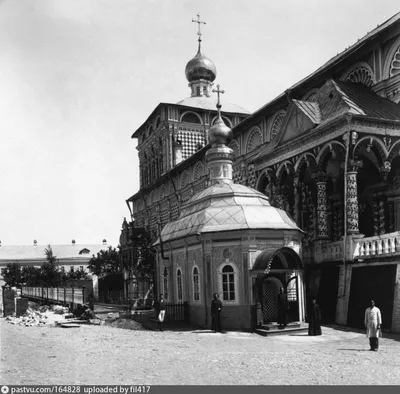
[[157, 221, 169, 301], [342, 119, 351, 299]]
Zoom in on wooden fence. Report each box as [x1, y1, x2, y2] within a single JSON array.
[[21, 286, 87, 306]]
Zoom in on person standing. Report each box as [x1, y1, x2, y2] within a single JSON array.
[[308, 299, 322, 336], [364, 300, 382, 351], [277, 286, 288, 328], [211, 293, 223, 333], [153, 294, 166, 331]]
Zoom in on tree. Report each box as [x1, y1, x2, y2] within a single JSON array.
[[3, 263, 23, 287], [21, 265, 41, 286], [40, 245, 61, 286], [88, 246, 120, 276]]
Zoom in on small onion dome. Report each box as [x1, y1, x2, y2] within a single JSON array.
[[208, 115, 232, 146], [185, 48, 217, 83]]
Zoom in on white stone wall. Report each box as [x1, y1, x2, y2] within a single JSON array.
[[335, 264, 352, 325]]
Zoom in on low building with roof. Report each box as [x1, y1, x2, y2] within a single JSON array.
[[0, 240, 108, 279]]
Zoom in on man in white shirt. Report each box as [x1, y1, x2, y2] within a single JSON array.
[[364, 300, 382, 351]]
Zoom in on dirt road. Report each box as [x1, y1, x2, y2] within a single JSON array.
[[1, 318, 400, 385]]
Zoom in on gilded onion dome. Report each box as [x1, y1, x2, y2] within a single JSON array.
[[185, 44, 217, 83]]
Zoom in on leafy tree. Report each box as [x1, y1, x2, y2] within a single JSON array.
[[3, 263, 23, 287], [40, 245, 61, 286], [21, 265, 41, 286], [88, 246, 120, 276]]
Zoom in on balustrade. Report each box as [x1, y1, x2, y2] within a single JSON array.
[[354, 231, 400, 259]]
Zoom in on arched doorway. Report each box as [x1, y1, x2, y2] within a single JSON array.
[[253, 247, 305, 325], [261, 277, 283, 322]]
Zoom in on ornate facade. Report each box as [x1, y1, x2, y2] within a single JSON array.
[[124, 13, 400, 332]]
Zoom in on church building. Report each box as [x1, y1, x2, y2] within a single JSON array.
[[123, 13, 400, 332]]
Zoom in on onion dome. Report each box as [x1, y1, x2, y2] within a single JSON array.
[[208, 115, 232, 146], [185, 45, 217, 83]]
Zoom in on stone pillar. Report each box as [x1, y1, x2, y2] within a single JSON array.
[[346, 161, 362, 234], [316, 180, 329, 239], [335, 264, 352, 325]]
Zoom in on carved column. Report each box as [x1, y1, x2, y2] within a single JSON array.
[[372, 200, 380, 236], [293, 177, 301, 225], [316, 176, 329, 239], [346, 161, 362, 234], [379, 200, 386, 235]]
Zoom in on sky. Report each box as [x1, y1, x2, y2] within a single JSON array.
[[0, 0, 399, 247]]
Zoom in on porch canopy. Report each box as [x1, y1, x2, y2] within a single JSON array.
[[252, 246, 303, 272]]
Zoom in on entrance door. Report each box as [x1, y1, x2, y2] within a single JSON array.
[[347, 265, 396, 329], [286, 276, 299, 322], [261, 277, 282, 323]]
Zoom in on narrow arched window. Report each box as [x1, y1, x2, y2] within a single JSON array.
[[163, 269, 169, 300], [193, 267, 200, 301], [177, 269, 183, 301], [222, 265, 235, 301]]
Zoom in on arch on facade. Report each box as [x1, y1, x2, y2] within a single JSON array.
[[269, 110, 286, 140], [276, 161, 295, 184], [246, 127, 263, 153], [316, 141, 346, 167], [353, 136, 388, 168], [383, 36, 400, 79], [180, 170, 190, 189], [294, 152, 317, 174], [253, 247, 303, 272], [301, 88, 319, 102], [340, 61, 375, 87], [211, 115, 232, 128], [193, 161, 205, 181], [228, 139, 240, 158], [388, 140, 400, 162], [180, 111, 202, 124], [154, 116, 161, 129]]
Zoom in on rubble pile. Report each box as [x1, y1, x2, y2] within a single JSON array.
[[51, 305, 70, 315], [5, 308, 49, 327]]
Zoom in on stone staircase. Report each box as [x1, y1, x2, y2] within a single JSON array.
[[255, 322, 308, 336]]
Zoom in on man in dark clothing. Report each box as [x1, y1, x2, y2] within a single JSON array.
[[308, 299, 322, 336], [211, 293, 223, 333], [153, 294, 166, 331], [277, 286, 288, 328]]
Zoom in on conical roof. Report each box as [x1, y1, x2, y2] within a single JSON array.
[[158, 183, 301, 243]]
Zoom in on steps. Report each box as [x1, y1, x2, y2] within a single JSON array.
[[255, 322, 308, 336]]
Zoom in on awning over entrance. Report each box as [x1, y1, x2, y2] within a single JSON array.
[[252, 247, 303, 272]]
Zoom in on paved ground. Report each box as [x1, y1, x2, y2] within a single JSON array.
[[1, 318, 400, 385]]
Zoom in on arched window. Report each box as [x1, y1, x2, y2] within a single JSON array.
[[222, 265, 235, 301], [181, 112, 202, 124], [163, 268, 169, 300], [177, 269, 183, 301], [193, 267, 200, 301]]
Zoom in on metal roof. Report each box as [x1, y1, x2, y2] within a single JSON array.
[[157, 183, 302, 244]]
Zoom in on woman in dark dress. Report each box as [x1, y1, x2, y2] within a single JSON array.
[[308, 299, 322, 336], [211, 293, 223, 333]]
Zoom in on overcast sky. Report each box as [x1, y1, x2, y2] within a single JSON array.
[[0, 0, 399, 247]]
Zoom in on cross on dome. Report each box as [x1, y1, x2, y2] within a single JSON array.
[[212, 84, 225, 113], [192, 13, 206, 42]]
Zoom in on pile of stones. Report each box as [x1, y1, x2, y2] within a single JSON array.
[[5, 303, 73, 327], [5, 308, 48, 327]]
